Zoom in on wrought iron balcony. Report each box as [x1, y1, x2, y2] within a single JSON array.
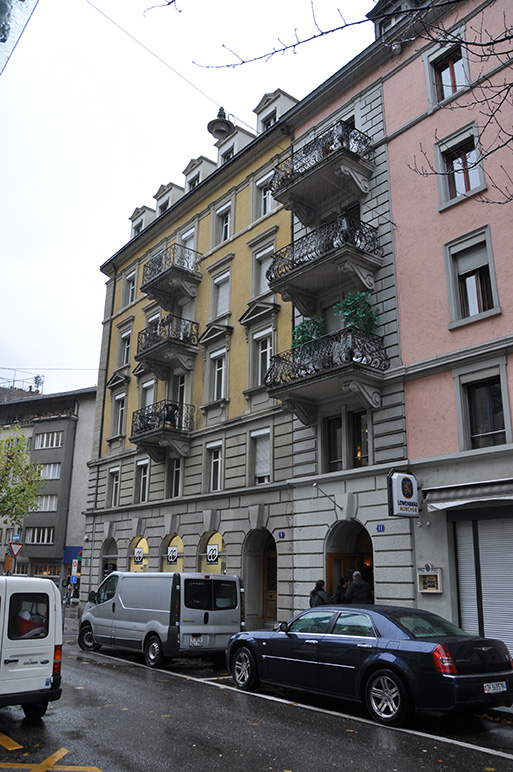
[[135, 314, 199, 380], [130, 400, 195, 462], [271, 120, 374, 226], [140, 244, 202, 310], [264, 328, 389, 419], [266, 215, 383, 313]]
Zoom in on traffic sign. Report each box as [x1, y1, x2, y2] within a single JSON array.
[[9, 543, 23, 558]]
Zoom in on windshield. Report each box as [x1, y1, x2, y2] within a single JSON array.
[[394, 612, 468, 639]]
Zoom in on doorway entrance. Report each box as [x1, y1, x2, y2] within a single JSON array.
[[243, 529, 277, 629], [326, 521, 373, 598]]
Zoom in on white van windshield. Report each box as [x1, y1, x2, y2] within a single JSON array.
[[184, 579, 237, 611]]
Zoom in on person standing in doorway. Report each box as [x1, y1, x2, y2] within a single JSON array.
[[345, 570, 373, 604], [333, 576, 349, 604], [309, 579, 332, 607]]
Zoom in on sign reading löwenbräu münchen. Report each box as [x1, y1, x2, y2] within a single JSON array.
[[388, 471, 419, 517]]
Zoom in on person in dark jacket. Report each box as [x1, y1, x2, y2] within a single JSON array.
[[345, 570, 373, 604], [333, 576, 349, 604], [309, 579, 332, 607]]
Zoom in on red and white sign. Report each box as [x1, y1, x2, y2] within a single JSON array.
[[9, 543, 24, 558]]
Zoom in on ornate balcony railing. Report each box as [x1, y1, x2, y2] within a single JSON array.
[[137, 314, 199, 355], [271, 120, 373, 195], [266, 215, 382, 283], [264, 328, 389, 388], [142, 244, 202, 286], [131, 400, 195, 437]]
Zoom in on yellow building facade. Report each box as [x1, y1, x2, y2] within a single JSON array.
[[84, 91, 297, 628]]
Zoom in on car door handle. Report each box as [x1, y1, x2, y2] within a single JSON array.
[[357, 644, 373, 648], [4, 658, 19, 664], [305, 639, 319, 644]]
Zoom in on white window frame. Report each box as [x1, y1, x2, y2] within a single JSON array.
[[251, 428, 271, 485], [25, 527, 55, 545], [136, 460, 149, 504], [109, 467, 120, 508], [207, 441, 223, 492], [40, 462, 61, 480], [453, 357, 512, 451], [168, 457, 182, 498], [424, 30, 469, 110], [113, 393, 126, 437], [210, 348, 227, 402], [34, 431, 63, 450], [120, 329, 131, 367], [216, 201, 232, 244], [141, 379, 155, 408], [124, 270, 136, 306], [253, 327, 273, 386], [213, 270, 231, 317], [435, 123, 486, 209], [445, 226, 500, 328], [254, 245, 274, 296], [35, 494, 58, 512]]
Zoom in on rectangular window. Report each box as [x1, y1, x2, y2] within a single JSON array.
[[141, 380, 155, 408], [8, 593, 49, 640], [120, 330, 131, 366], [216, 203, 231, 243], [255, 247, 273, 296], [351, 411, 369, 468], [434, 47, 465, 101], [326, 415, 342, 473], [35, 495, 58, 512], [445, 228, 498, 326], [212, 353, 226, 401], [467, 377, 506, 449], [109, 468, 120, 507], [444, 139, 480, 199], [169, 457, 181, 498], [208, 445, 222, 492], [125, 271, 136, 305], [25, 527, 55, 545], [40, 463, 61, 480], [252, 430, 271, 485], [213, 271, 230, 316], [136, 461, 149, 504], [34, 431, 63, 450], [253, 329, 272, 385], [114, 393, 126, 436]]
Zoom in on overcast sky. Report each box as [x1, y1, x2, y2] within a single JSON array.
[[0, 0, 375, 395]]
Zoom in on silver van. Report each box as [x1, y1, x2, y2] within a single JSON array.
[[0, 576, 63, 719], [79, 572, 245, 667]]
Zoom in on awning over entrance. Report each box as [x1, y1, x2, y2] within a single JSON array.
[[423, 479, 513, 512], [62, 546, 83, 563]]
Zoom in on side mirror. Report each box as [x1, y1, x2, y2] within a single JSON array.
[[88, 591, 97, 604], [279, 621, 289, 633]]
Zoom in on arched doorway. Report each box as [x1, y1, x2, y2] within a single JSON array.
[[198, 532, 226, 574], [160, 534, 184, 572], [128, 536, 149, 572], [243, 529, 277, 629], [326, 521, 373, 598]]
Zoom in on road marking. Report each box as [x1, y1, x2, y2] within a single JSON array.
[[0, 735, 22, 752], [0, 746, 102, 771]]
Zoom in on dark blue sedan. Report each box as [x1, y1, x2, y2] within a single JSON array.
[[226, 605, 513, 725]]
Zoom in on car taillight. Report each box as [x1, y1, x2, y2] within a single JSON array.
[[53, 644, 62, 676], [503, 643, 513, 668], [432, 644, 457, 675]]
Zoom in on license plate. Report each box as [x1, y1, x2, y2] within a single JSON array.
[[484, 681, 507, 694], [189, 636, 203, 647]]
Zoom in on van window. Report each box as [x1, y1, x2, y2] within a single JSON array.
[[184, 579, 237, 611], [97, 574, 119, 604], [8, 593, 49, 640]]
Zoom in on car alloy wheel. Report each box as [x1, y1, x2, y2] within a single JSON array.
[[232, 646, 259, 691], [365, 668, 409, 726]]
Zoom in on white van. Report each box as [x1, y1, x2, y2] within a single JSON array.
[[0, 576, 63, 719], [79, 572, 245, 667]]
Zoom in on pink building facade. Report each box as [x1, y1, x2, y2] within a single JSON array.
[[266, 0, 513, 650]]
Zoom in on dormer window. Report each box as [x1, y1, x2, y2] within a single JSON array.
[[133, 221, 143, 236], [189, 174, 200, 191], [159, 199, 169, 215], [262, 111, 276, 131], [222, 147, 234, 164]]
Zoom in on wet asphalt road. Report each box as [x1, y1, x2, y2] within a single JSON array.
[[0, 611, 511, 772]]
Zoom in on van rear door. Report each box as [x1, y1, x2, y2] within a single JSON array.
[[180, 576, 241, 652], [0, 579, 57, 696]]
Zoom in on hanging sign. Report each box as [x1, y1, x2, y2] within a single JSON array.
[[134, 547, 143, 564], [167, 546, 178, 565], [388, 470, 420, 517], [206, 544, 219, 564]]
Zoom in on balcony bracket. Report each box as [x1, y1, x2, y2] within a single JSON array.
[[280, 397, 317, 427], [335, 161, 373, 198], [340, 378, 382, 409], [285, 196, 317, 228], [282, 287, 317, 318], [335, 257, 375, 291]]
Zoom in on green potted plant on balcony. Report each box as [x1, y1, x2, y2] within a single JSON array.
[[292, 317, 326, 347], [333, 291, 379, 334]]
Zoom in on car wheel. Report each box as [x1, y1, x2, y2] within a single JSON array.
[[144, 635, 164, 668], [78, 625, 101, 652], [22, 702, 48, 720], [231, 646, 259, 691], [364, 668, 410, 726]]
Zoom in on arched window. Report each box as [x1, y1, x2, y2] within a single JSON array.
[[129, 536, 149, 572], [101, 538, 118, 579], [160, 534, 184, 572], [199, 532, 226, 574]]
